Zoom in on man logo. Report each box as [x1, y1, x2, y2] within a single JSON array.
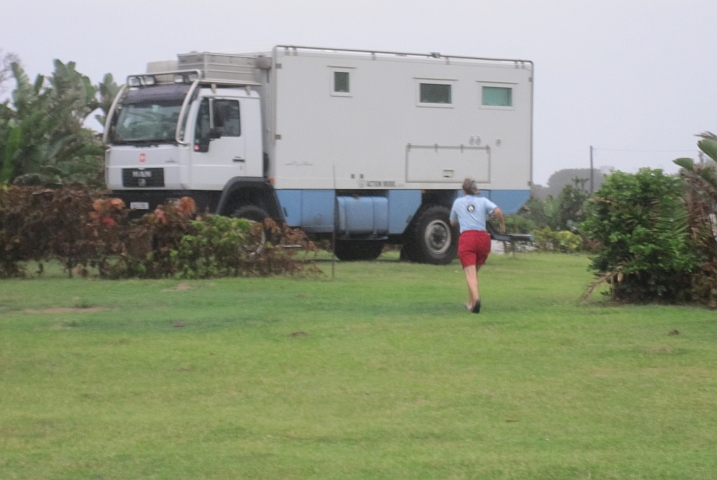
[[467, 204, 475, 213]]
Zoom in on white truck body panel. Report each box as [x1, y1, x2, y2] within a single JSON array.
[[266, 49, 532, 192]]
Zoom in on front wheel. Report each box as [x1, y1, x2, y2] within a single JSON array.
[[404, 205, 457, 265], [231, 205, 269, 223], [231, 205, 277, 246]]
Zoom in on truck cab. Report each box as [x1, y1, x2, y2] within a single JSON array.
[[104, 68, 278, 219]]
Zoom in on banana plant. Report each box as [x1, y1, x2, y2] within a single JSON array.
[[95, 73, 121, 127], [674, 132, 717, 308], [0, 60, 106, 186], [674, 132, 717, 204]]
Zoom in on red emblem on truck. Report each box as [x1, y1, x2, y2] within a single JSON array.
[[139, 153, 146, 163]]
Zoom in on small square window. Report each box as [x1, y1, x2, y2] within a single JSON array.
[[334, 71, 350, 93], [420, 83, 451, 104], [482, 86, 512, 107]]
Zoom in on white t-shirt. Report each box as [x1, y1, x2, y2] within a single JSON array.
[[449, 195, 497, 233]]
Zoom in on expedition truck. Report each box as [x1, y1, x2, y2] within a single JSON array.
[[103, 46, 533, 264]]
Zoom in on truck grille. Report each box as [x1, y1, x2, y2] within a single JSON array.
[[122, 168, 165, 187]]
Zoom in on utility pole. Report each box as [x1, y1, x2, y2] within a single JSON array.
[[590, 145, 594, 194]]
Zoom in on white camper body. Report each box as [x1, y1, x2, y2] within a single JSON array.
[[266, 48, 532, 193], [104, 46, 533, 263]]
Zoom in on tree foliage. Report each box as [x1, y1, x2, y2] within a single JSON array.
[[582, 168, 699, 302], [0, 55, 118, 187], [533, 168, 606, 199], [674, 132, 717, 308], [519, 177, 590, 233]]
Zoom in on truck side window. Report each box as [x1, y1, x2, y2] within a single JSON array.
[[420, 83, 451, 104], [194, 98, 211, 149], [334, 72, 349, 93], [482, 86, 512, 107], [213, 100, 241, 137]]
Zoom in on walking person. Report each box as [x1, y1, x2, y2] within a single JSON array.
[[450, 178, 505, 313]]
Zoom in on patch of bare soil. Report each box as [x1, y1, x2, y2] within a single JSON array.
[[24, 307, 105, 314]]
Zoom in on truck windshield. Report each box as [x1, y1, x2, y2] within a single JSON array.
[[111, 102, 183, 145], [108, 84, 192, 145]]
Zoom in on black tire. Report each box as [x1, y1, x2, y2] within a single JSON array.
[[334, 240, 384, 261], [231, 205, 277, 245], [399, 246, 413, 262], [231, 205, 269, 223], [405, 205, 457, 265]]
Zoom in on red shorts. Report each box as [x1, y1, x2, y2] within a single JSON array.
[[458, 230, 491, 268]]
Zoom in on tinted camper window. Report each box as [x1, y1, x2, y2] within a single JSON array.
[[482, 86, 512, 107], [334, 72, 350, 93], [420, 83, 451, 104]]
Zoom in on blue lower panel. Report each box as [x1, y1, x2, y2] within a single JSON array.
[[337, 197, 389, 235], [276, 189, 528, 233], [276, 190, 335, 233], [487, 190, 531, 214], [276, 190, 421, 235], [276, 190, 302, 226], [387, 190, 422, 234]]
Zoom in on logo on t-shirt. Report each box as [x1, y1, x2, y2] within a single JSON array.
[[467, 204, 475, 213]]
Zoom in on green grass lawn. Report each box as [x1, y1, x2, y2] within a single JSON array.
[[1, 253, 716, 479]]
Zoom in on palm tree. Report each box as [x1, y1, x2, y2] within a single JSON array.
[[674, 132, 717, 308]]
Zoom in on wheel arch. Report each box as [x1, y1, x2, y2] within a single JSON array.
[[216, 177, 284, 220]]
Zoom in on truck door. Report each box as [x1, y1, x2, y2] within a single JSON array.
[[191, 97, 246, 190]]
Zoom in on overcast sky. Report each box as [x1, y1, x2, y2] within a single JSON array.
[[2, 0, 715, 185]]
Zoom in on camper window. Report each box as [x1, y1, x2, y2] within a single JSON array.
[[482, 86, 512, 107], [334, 72, 350, 93], [419, 83, 452, 104]]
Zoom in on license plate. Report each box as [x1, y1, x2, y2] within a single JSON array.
[[130, 202, 150, 210]]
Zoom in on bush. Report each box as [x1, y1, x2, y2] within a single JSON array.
[[0, 186, 320, 279], [533, 228, 583, 253], [102, 200, 319, 280], [0, 185, 116, 277], [518, 178, 590, 233], [582, 169, 699, 302], [489, 214, 535, 234], [518, 196, 559, 231]]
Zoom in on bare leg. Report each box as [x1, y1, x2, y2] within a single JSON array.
[[476, 265, 482, 302], [463, 265, 480, 308]]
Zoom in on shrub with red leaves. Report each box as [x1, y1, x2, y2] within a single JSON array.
[[0, 185, 320, 279]]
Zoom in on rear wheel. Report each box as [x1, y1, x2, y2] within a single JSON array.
[[334, 240, 384, 261], [404, 205, 457, 265]]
